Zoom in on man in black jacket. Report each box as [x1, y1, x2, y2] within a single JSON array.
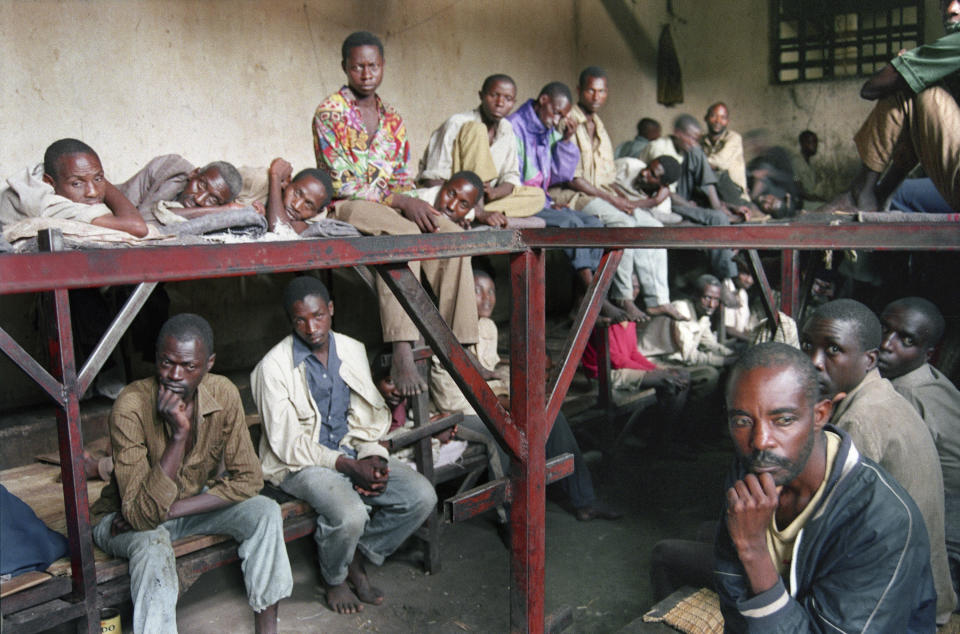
[[714, 342, 936, 632]]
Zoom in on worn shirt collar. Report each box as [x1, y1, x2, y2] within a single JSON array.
[[292, 330, 338, 368], [338, 85, 387, 121], [473, 106, 514, 143], [514, 99, 547, 135]]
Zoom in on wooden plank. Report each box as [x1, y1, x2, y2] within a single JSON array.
[[0, 571, 52, 598]]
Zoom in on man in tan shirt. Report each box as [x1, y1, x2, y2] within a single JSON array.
[[700, 102, 748, 202], [92, 314, 291, 634]]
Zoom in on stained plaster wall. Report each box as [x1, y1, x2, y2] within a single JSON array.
[[0, 0, 945, 410]]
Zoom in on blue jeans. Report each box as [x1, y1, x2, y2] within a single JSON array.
[[890, 178, 953, 213], [581, 197, 670, 306], [534, 206, 603, 272], [93, 495, 292, 634], [280, 458, 436, 585]]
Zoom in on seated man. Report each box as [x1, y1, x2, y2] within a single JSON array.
[[700, 102, 748, 203], [313, 30, 478, 396], [549, 66, 683, 322], [251, 276, 436, 615], [722, 253, 759, 343], [832, 0, 960, 211], [789, 129, 828, 208], [878, 297, 960, 594], [748, 144, 801, 217], [91, 314, 291, 634], [613, 154, 684, 225], [418, 73, 545, 222], [615, 117, 661, 159], [0, 138, 147, 236], [431, 267, 622, 521], [715, 342, 936, 631], [801, 298, 956, 623], [638, 273, 738, 371], [506, 81, 604, 297], [639, 115, 741, 285], [118, 154, 247, 222]]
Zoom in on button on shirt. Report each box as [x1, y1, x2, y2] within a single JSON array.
[[292, 333, 354, 457]]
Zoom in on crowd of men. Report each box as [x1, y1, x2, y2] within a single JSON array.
[[1, 10, 958, 630]]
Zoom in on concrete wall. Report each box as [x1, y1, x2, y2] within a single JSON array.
[[0, 0, 946, 411]]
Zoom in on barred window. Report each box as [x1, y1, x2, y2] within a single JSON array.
[[771, 0, 924, 83]]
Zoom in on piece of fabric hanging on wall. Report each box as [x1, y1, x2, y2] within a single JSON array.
[[657, 24, 683, 106]]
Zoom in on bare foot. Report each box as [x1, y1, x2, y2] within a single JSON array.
[[390, 341, 426, 397], [646, 303, 687, 321], [614, 298, 649, 323], [601, 299, 629, 322], [325, 581, 364, 614], [347, 553, 384, 606]]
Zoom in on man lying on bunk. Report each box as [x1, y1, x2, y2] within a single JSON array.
[[117, 153, 248, 222], [0, 138, 147, 236], [91, 314, 292, 634]]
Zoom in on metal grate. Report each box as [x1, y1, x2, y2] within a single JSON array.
[[770, 0, 923, 83]]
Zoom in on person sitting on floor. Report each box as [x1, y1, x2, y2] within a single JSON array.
[[700, 102, 749, 205], [827, 0, 960, 211], [418, 73, 546, 225], [251, 276, 436, 615], [506, 81, 605, 305], [431, 267, 622, 521], [0, 138, 147, 236], [118, 154, 247, 223], [615, 117, 661, 159], [90, 314, 291, 634], [639, 115, 742, 288], [800, 298, 956, 623], [722, 253, 759, 343], [715, 342, 937, 631], [549, 66, 685, 323], [878, 297, 960, 596], [313, 30, 479, 398]]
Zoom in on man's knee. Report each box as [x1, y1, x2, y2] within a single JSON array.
[[323, 498, 370, 538], [233, 496, 284, 536], [580, 212, 604, 229]]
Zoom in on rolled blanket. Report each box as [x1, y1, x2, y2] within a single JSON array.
[[170, 207, 268, 237], [857, 211, 959, 222], [299, 218, 362, 238]]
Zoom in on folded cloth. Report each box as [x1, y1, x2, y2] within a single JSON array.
[[857, 211, 960, 222], [2, 217, 165, 247], [299, 218, 362, 238], [169, 208, 268, 238]]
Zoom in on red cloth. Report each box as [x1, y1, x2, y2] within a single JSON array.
[[582, 322, 658, 379], [389, 401, 407, 432]]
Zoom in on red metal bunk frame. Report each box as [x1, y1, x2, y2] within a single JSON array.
[[1, 222, 958, 633]]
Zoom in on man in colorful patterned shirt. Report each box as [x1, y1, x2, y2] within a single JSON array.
[[312, 31, 479, 398]]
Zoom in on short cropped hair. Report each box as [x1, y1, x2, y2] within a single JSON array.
[[342, 31, 383, 61], [637, 117, 660, 137], [201, 161, 243, 203], [886, 297, 946, 346], [44, 138, 98, 179], [156, 313, 214, 357], [654, 155, 681, 186], [578, 66, 607, 87], [694, 273, 722, 295], [799, 130, 817, 144], [449, 170, 483, 195], [370, 347, 391, 382], [538, 81, 573, 103], [291, 168, 333, 207], [806, 299, 882, 352], [728, 342, 820, 406], [283, 276, 331, 318], [673, 114, 701, 134], [481, 73, 515, 93], [705, 102, 727, 117]]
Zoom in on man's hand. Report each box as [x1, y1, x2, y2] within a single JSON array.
[[475, 209, 508, 228], [726, 472, 781, 595], [157, 385, 191, 438], [268, 158, 293, 189], [337, 455, 389, 496], [394, 195, 442, 233], [484, 181, 514, 203], [110, 513, 133, 536], [560, 114, 577, 141]]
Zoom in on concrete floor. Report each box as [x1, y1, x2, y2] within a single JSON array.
[[94, 439, 732, 633]]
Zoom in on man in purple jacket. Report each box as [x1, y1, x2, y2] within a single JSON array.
[[507, 82, 603, 295]]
